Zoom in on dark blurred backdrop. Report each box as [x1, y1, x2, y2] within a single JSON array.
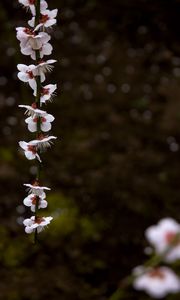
[[1, 0, 180, 299]]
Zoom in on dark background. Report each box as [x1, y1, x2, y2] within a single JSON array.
[[0, 0, 180, 299]]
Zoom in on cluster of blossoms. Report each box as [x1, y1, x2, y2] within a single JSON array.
[[17, 0, 58, 237], [133, 218, 180, 298]]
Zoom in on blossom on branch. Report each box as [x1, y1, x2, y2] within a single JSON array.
[[16, 27, 51, 51], [24, 182, 51, 196], [32, 134, 57, 151], [133, 266, 180, 298], [19, 140, 41, 162], [18, 0, 48, 16], [23, 216, 53, 234], [145, 218, 180, 262], [17, 63, 37, 90], [19, 104, 43, 116], [33, 84, 57, 104], [25, 111, 55, 132], [23, 193, 47, 212], [28, 9, 58, 30]]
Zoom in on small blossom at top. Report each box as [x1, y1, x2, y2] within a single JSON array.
[[33, 84, 57, 104], [23, 193, 47, 212], [145, 218, 180, 262], [18, 0, 48, 16], [19, 140, 41, 162], [24, 181, 51, 196], [28, 9, 58, 31], [17, 63, 37, 90], [25, 111, 55, 132], [133, 266, 180, 298], [23, 216, 53, 234]]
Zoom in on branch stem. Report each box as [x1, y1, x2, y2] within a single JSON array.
[[34, 0, 41, 244]]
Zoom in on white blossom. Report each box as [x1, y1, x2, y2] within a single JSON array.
[[16, 27, 50, 51], [31, 134, 57, 151], [18, 103, 43, 116], [24, 182, 51, 196], [20, 40, 52, 61], [17, 64, 37, 90], [29, 42, 53, 60], [23, 216, 53, 234], [145, 218, 180, 262], [34, 59, 57, 82], [133, 266, 180, 298], [34, 84, 57, 104], [19, 140, 41, 162], [18, 0, 48, 16], [23, 193, 47, 212], [25, 111, 54, 132], [28, 9, 58, 30]]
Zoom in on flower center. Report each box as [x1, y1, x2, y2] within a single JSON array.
[[35, 216, 45, 224], [32, 180, 39, 186], [40, 14, 50, 24], [42, 88, 50, 95], [24, 28, 34, 35], [33, 117, 38, 123], [31, 195, 38, 205], [29, 0, 35, 4], [38, 59, 45, 65], [165, 231, 179, 245], [27, 145, 36, 154], [41, 117, 46, 122], [33, 116, 46, 123], [31, 102, 37, 109], [149, 269, 165, 280], [38, 133, 46, 140], [27, 71, 34, 79]]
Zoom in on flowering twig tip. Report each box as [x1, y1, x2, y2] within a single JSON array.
[[17, 0, 58, 239]]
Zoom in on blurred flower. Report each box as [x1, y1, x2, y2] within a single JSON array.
[[133, 266, 180, 298], [23, 216, 53, 234], [145, 218, 180, 262]]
